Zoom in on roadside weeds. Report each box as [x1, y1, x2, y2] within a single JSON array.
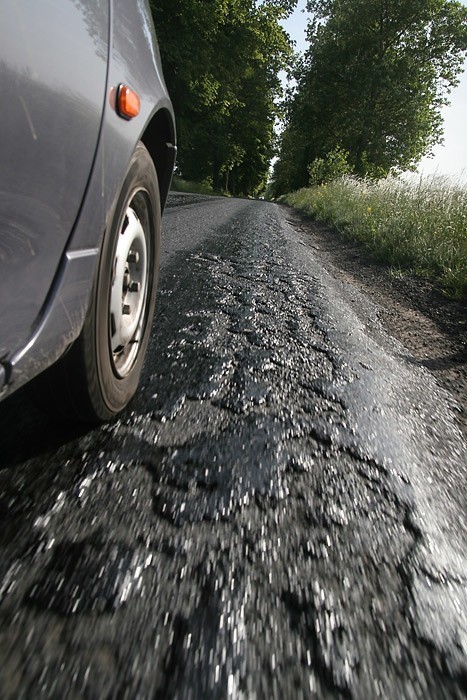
[[280, 176, 467, 300]]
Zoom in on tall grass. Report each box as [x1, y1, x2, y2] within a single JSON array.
[[280, 175, 467, 299]]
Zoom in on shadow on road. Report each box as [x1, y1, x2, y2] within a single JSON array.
[[0, 384, 89, 471]]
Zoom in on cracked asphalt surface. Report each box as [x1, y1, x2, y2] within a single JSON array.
[[0, 194, 466, 699]]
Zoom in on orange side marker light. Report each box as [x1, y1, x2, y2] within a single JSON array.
[[117, 84, 141, 120]]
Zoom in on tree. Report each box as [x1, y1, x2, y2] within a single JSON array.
[[150, 0, 296, 195], [307, 146, 351, 185], [273, 0, 467, 195]]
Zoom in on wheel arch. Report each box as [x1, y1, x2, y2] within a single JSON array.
[[140, 108, 176, 213]]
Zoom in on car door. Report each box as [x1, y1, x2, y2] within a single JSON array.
[[0, 0, 109, 363]]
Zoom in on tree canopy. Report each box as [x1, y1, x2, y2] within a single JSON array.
[[150, 0, 296, 196], [272, 0, 467, 196]]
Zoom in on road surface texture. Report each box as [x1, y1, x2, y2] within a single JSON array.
[[0, 194, 466, 699]]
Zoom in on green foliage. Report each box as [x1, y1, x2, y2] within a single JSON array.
[[273, 0, 467, 195], [281, 175, 467, 299], [150, 0, 296, 196], [171, 176, 221, 196], [307, 147, 351, 186]]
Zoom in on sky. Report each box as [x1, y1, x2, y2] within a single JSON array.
[[281, 0, 467, 182]]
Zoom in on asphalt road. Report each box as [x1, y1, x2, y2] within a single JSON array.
[[0, 194, 466, 699]]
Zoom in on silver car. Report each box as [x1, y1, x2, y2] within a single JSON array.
[[0, 0, 176, 422]]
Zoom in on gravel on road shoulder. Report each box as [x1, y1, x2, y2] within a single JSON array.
[[281, 206, 467, 438]]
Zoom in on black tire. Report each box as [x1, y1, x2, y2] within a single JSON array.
[[46, 142, 161, 423]]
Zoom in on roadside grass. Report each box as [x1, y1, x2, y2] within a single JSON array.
[[171, 176, 227, 197], [280, 175, 467, 299]]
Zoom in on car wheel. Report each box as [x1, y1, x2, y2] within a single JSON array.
[[50, 142, 161, 423]]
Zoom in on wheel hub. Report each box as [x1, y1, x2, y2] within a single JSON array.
[[109, 205, 148, 377]]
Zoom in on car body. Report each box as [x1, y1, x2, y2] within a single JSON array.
[[0, 0, 176, 421]]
